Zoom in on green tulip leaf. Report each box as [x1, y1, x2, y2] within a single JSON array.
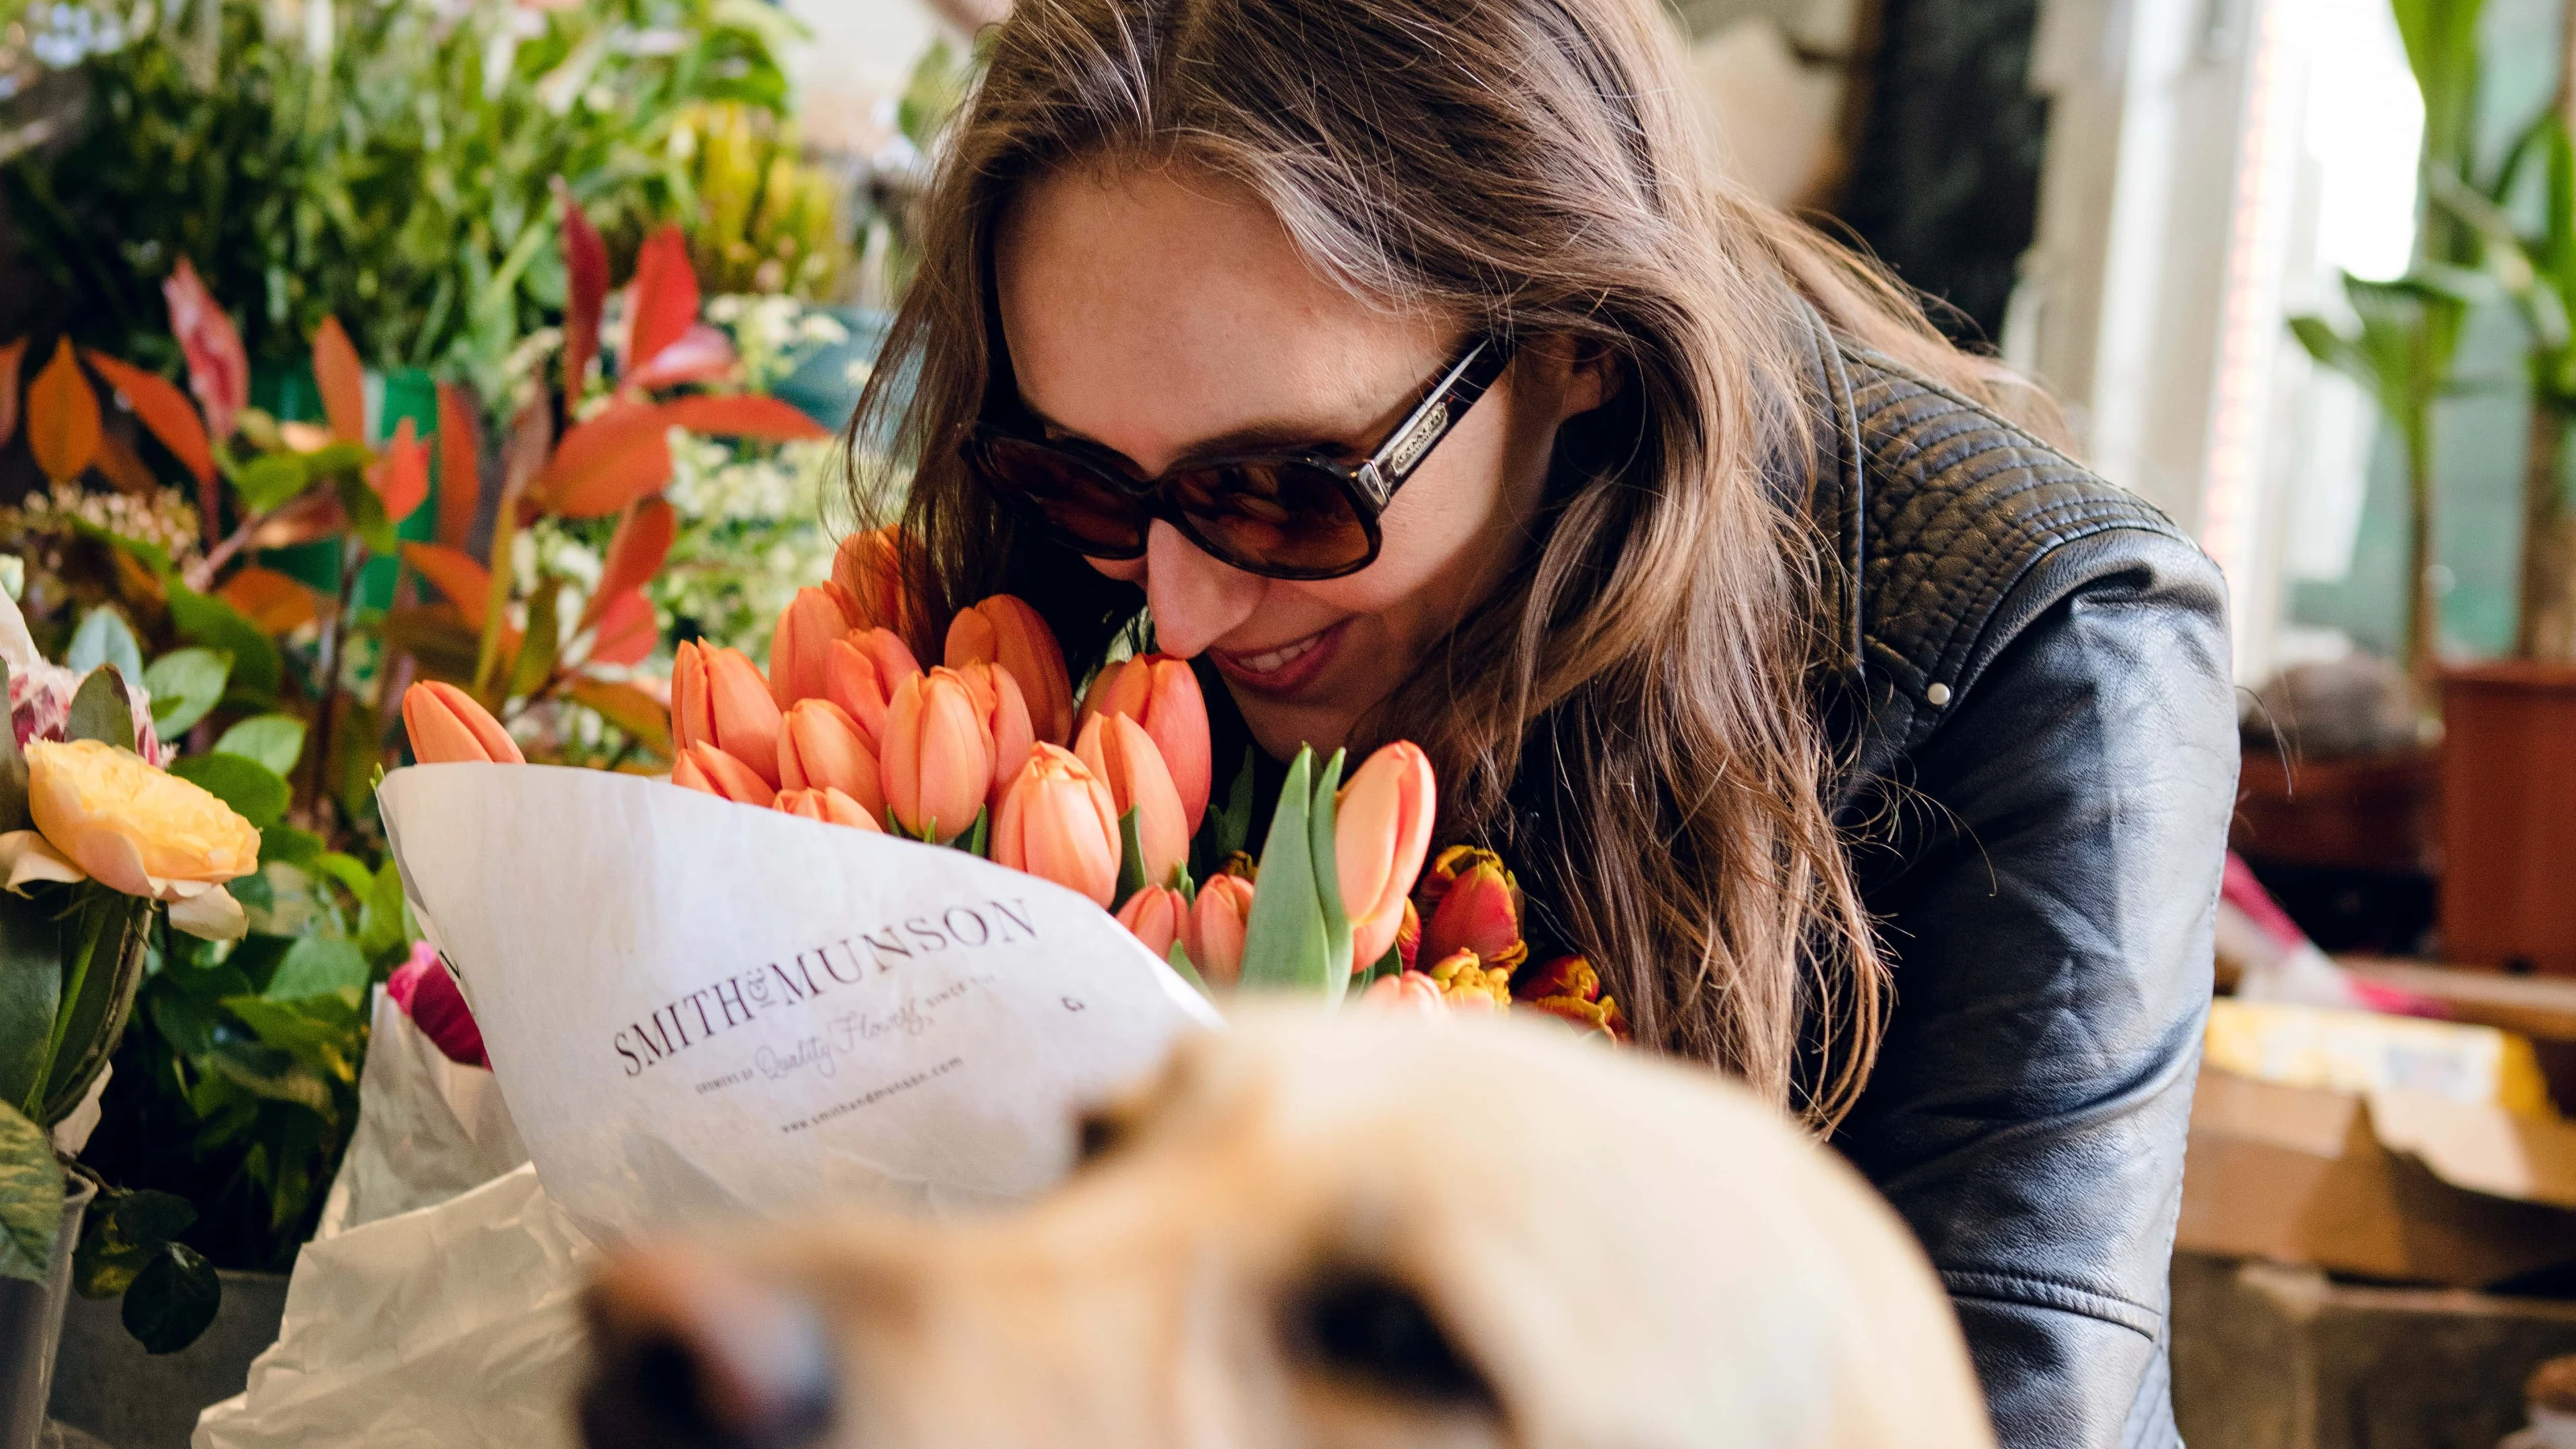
[[66, 667, 137, 754], [215, 714, 307, 777], [1114, 807, 1146, 912], [953, 805, 989, 858], [0, 893, 64, 1112], [143, 648, 233, 736], [1165, 939, 1210, 998], [0, 1099, 62, 1283], [262, 936, 370, 1002], [67, 608, 145, 692], [169, 753, 290, 829], [74, 1186, 197, 1299], [168, 588, 282, 703], [0, 659, 29, 833], [122, 1241, 221, 1354], [1197, 745, 1257, 879], [1236, 747, 1330, 994], [1307, 748, 1352, 1003]]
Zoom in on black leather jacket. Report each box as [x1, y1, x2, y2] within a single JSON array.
[[1800, 324, 2235, 1448]]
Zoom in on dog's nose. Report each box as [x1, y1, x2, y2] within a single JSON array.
[[579, 1245, 837, 1449]]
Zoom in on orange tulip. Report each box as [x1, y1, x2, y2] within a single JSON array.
[[947, 596, 1074, 747], [1360, 970, 1446, 1015], [1078, 654, 1213, 833], [1334, 741, 1436, 969], [879, 668, 994, 841], [1426, 947, 1511, 1010], [672, 641, 784, 786], [991, 743, 1122, 906], [1417, 845, 1527, 973], [777, 700, 885, 818], [1074, 712, 1188, 888], [671, 641, 714, 752], [769, 586, 864, 706], [1186, 872, 1256, 989], [774, 786, 885, 833], [1517, 955, 1628, 1040], [402, 682, 525, 764], [676, 742, 773, 804], [953, 662, 1036, 809], [1115, 884, 1187, 959], [831, 526, 914, 635], [823, 627, 922, 747]]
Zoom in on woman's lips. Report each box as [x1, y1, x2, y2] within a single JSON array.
[[1209, 621, 1347, 696]]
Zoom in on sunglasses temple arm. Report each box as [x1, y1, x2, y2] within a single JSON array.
[[1360, 338, 1512, 502]]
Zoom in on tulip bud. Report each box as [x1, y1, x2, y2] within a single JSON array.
[[774, 786, 885, 832], [824, 627, 922, 747], [777, 699, 885, 818], [1417, 845, 1526, 973], [1115, 884, 1187, 959], [1396, 898, 1421, 975], [1518, 955, 1628, 1040], [947, 595, 1075, 747], [831, 526, 914, 635], [1426, 947, 1511, 1010], [1186, 872, 1256, 989], [1360, 970, 1446, 1015], [769, 586, 863, 706], [671, 641, 714, 753], [952, 662, 1036, 809], [1334, 742, 1436, 969], [402, 682, 525, 764], [676, 743, 775, 805], [880, 667, 994, 841], [684, 645, 784, 788], [1079, 655, 1213, 833], [991, 743, 1122, 906], [1074, 712, 1188, 888]]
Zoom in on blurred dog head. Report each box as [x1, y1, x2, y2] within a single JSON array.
[[580, 1012, 1992, 1449]]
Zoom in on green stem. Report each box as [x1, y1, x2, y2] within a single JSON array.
[[25, 895, 107, 1121]]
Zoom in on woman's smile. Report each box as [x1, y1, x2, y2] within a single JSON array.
[[1207, 620, 1348, 696]]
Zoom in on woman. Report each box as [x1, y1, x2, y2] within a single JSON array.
[[852, 0, 2236, 1443]]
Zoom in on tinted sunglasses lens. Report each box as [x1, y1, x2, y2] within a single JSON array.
[[974, 436, 1149, 556], [1169, 461, 1373, 576]]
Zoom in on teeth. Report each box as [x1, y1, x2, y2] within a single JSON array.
[[1240, 633, 1322, 674]]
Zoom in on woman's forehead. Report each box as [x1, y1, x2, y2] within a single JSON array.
[[993, 162, 1450, 468]]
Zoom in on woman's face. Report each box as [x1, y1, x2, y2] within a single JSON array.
[[994, 161, 1607, 758]]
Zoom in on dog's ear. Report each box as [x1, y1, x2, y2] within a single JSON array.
[[580, 1246, 837, 1449], [1281, 1265, 1500, 1412]]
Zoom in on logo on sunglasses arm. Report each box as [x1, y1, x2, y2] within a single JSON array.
[[1385, 402, 1450, 481]]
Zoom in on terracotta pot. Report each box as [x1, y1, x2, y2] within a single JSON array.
[[2441, 663, 2576, 974]]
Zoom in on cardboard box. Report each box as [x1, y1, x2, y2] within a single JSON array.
[[2180, 1067, 2576, 1287]]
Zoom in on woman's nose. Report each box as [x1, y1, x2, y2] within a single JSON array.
[[580, 1246, 837, 1449], [1140, 521, 1265, 659]]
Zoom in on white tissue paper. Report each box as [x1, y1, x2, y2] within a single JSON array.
[[315, 988, 529, 1239], [199, 763, 1216, 1446]]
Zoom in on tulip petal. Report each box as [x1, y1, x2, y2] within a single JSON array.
[[671, 641, 714, 753], [686, 743, 774, 805], [168, 883, 247, 941], [704, 647, 784, 787]]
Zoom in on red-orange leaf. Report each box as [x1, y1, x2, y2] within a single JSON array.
[[621, 325, 737, 394], [656, 392, 829, 443], [585, 588, 660, 667], [624, 225, 699, 381], [372, 415, 429, 523], [218, 566, 323, 634], [535, 402, 673, 519], [312, 316, 367, 445], [0, 337, 26, 453], [582, 496, 677, 630], [80, 350, 214, 485], [26, 339, 100, 484], [436, 382, 482, 549], [555, 177, 608, 398], [401, 542, 495, 631], [93, 429, 158, 496]]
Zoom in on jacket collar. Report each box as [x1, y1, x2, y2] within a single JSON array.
[[1781, 297, 1868, 690]]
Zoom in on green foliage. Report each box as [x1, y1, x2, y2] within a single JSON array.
[[123, 1240, 221, 1352], [1238, 749, 1328, 994], [66, 665, 136, 752], [0, 1102, 62, 1283], [144, 648, 233, 736], [213, 714, 307, 777], [68, 607, 146, 690], [5, 0, 806, 392], [169, 753, 291, 830]]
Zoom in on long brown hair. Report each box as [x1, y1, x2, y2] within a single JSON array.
[[851, 0, 2030, 1126]]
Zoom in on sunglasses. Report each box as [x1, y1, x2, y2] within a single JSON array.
[[963, 335, 1515, 581]]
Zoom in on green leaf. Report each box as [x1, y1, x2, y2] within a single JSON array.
[[356, 859, 409, 965], [66, 667, 137, 753], [506, 577, 561, 701], [262, 937, 370, 1001], [215, 714, 307, 776], [67, 608, 145, 691], [0, 893, 64, 1111], [1199, 745, 1256, 879], [1114, 807, 1146, 911], [74, 1187, 197, 1299], [257, 824, 324, 870], [333, 472, 399, 557], [38, 892, 148, 1123], [952, 804, 988, 857], [231, 453, 310, 513], [0, 1100, 62, 1282], [1307, 749, 1352, 1002], [168, 588, 282, 702], [168, 753, 290, 829], [313, 852, 376, 903], [0, 659, 28, 833], [122, 1241, 221, 1353], [143, 648, 232, 736], [62, 517, 174, 584], [1236, 747, 1331, 994]]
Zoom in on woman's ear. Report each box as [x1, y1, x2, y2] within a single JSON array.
[[1545, 337, 1625, 424]]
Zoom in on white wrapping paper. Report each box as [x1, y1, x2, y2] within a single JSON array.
[[314, 989, 529, 1240], [376, 762, 1218, 1242]]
